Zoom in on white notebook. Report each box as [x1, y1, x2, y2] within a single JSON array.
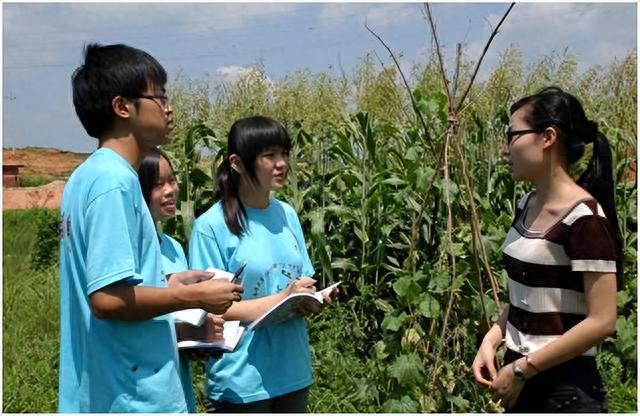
[[177, 320, 245, 353], [169, 268, 233, 326]]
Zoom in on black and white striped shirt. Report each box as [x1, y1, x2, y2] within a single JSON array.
[[502, 191, 617, 357]]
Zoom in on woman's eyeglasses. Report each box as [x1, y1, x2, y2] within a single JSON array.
[[505, 128, 542, 146]]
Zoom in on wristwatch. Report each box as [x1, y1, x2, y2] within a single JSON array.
[[511, 361, 527, 382]]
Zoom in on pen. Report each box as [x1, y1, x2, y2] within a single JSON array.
[[231, 260, 248, 284]]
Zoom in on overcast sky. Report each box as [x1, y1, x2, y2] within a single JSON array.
[[3, 1, 637, 153]]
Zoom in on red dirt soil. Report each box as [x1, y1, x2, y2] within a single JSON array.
[[3, 147, 89, 210]]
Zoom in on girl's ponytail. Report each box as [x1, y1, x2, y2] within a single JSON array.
[[577, 130, 624, 285], [214, 157, 246, 236]]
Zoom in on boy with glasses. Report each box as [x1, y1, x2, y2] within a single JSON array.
[[58, 43, 243, 412]]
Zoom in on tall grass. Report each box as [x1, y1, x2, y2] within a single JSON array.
[[3, 210, 59, 413]]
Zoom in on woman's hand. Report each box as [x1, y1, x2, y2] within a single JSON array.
[[286, 277, 317, 296], [177, 314, 225, 342], [177, 314, 226, 361], [321, 285, 340, 303], [167, 270, 215, 287], [472, 340, 498, 388], [490, 362, 525, 410], [285, 277, 319, 316]]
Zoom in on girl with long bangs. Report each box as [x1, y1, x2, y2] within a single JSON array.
[[189, 116, 337, 413], [472, 86, 622, 412], [138, 148, 240, 413]]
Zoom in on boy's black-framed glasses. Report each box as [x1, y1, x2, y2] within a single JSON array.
[[126, 94, 169, 110], [505, 128, 543, 146]]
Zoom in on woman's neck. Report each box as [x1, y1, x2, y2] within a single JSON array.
[[238, 182, 271, 209], [532, 165, 577, 205]]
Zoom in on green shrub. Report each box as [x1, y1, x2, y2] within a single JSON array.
[[30, 209, 60, 270], [19, 175, 54, 187]]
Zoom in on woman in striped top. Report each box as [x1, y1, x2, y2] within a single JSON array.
[[472, 86, 622, 412]]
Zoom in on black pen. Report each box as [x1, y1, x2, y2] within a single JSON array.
[[231, 260, 248, 285]]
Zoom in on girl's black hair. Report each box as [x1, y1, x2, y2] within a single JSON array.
[[510, 86, 623, 283], [214, 116, 292, 236], [137, 147, 175, 206]]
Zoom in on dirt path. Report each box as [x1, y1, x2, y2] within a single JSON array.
[[3, 181, 66, 210]]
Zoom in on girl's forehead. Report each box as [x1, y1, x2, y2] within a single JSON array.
[[509, 108, 529, 124], [259, 145, 286, 153], [157, 157, 174, 173]]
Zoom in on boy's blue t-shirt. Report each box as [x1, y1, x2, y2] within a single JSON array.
[[57, 147, 187, 413], [159, 232, 197, 413], [189, 198, 315, 403]]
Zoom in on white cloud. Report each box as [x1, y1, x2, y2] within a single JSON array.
[[464, 3, 636, 73], [215, 65, 258, 83], [318, 3, 418, 29]]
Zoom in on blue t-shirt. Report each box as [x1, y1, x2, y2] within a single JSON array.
[[58, 147, 187, 413], [189, 198, 315, 403], [159, 232, 197, 413]]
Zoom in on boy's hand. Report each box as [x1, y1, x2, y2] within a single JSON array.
[[192, 279, 244, 314]]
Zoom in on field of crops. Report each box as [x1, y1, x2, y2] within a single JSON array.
[[3, 47, 637, 412]]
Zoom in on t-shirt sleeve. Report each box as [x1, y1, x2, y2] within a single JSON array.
[[565, 215, 617, 273], [85, 187, 142, 295], [287, 208, 315, 277], [160, 234, 188, 275], [188, 225, 226, 271]]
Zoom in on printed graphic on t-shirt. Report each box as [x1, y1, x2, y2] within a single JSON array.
[[59, 213, 72, 239], [252, 262, 303, 297]]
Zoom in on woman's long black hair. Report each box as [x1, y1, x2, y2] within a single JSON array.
[[214, 116, 292, 236], [510, 86, 623, 283]]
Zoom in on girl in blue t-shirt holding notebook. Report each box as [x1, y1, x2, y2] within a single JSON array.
[[189, 116, 338, 413], [138, 148, 230, 412]]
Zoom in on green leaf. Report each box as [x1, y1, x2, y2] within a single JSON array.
[[382, 396, 420, 413], [449, 395, 470, 411], [354, 227, 369, 244], [392, 276, 421, 305], [381, 176, 406, 186], [388, 353, 425, 385], [417, 292, 441, 318], [427, 270, 451, 294], [381, 312, 407, 332], [374, 298, 394, 313], [617, 290, 631, 309], [405, 146, 422, 162], [372, 340, 389, 360]]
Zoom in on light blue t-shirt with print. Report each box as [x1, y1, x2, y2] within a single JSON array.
[[57, 147, 187, 413], [159, 232, 197, 413], [189, 198, 315, 404]]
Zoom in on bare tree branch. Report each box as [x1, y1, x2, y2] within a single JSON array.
[[423, 3, 453, 108], [456, 2, 515, 109], [365, 18, 435, 156], [452, 43, 463, 109]]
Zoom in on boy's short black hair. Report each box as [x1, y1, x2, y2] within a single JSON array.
[[71, 43, 167, 139]]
